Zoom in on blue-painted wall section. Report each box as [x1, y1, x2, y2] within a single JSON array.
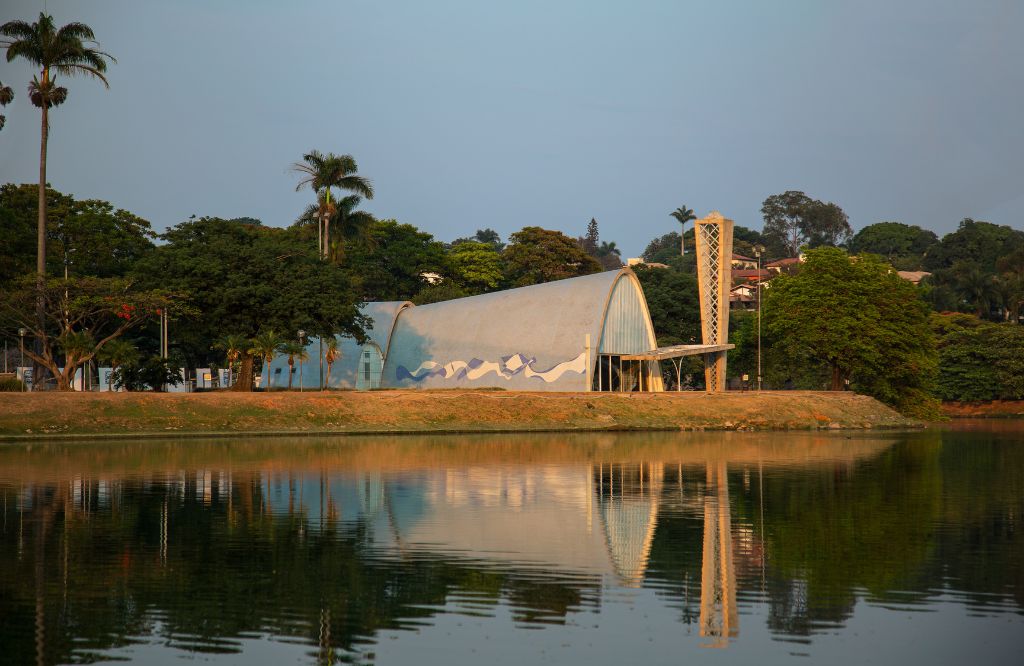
[[261, 269, 665, 392]]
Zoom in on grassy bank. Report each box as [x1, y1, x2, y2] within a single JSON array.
[[941, 400, 1024, 419], [0, 390, 916, 440]]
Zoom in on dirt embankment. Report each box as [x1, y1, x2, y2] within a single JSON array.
[[0, 390, 917, 440], [941, 400, 1024, 419]]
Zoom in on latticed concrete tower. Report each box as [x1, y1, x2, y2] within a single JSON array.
[[693, 212, 734, 392]]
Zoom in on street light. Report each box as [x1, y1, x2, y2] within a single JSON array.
[[297, 330, 306, 392], [18, 328, 27, 392], [753, 245, 766, 391]]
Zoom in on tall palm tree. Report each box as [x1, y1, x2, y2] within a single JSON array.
[[324, 337, 341, 388], [297, 193, 376, 264], [0, 80, 12, 130], [277, 341, 309, 390], [670, 206, 697, 256], [214, 334, 248, 388], [292, 150, 373, 259], [3, 13, 115, 386], [249, 330, 284, 391]]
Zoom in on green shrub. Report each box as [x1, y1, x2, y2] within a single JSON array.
[[0, 376, 25, 392]]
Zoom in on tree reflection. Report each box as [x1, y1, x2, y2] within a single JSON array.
[[0, 430, 1021, 664]]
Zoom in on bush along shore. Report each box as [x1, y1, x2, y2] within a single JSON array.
[[941, 400, 1024, 419], [0, 390, 918, 440]]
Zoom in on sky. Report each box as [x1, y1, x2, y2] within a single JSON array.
[[2, 0, 1023, 257]]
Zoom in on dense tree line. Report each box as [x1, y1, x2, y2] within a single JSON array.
[[2, 176, 1021, 404]]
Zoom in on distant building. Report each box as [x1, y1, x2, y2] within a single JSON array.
[[765, 257, 801, 274], [626, 257, 669, 269], [897, 270, 931, 285], [731, 268, 771, 284], [730, 253, 757, 270]]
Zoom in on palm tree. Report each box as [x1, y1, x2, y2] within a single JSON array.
[[0, 80, 12, 130], [277, 341, 309, 390], [3, 14, 114, 388], [214, 334, 248, 388], [953, 262, 996, 318], [324, 337, 341, 388], [249, 330, 284, 391], [2, 13, 115, 287], [596, 241, 622, 270], [297, 194, 376, 264], [97, 338, 138, 391], [670, 206, 697, 256], [292, 150, 374, 259]]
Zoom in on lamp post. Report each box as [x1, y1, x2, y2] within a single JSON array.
[[753, 245, 765, 392], [18, 328, 27, 392], [297, 330, 306, 392]]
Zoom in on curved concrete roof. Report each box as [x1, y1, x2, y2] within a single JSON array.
[[382, 269, 656, 391]]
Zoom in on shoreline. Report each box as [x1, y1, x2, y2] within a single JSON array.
[[941, 400, 1024, 419], [0, 390, 918, 441]]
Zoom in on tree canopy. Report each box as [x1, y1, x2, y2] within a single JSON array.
[[921, 218, 1024, 273], [0, 184, 155, 283], [344, 219, 450, 301], [132, 216, 367, 381], [762, 247, 938, 416], [501, 226, 602, 287], [849, 221, 937, 270], [761, 191, 852, 257]]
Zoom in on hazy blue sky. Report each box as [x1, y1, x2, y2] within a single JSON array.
[[2, 0, 1022, 256]]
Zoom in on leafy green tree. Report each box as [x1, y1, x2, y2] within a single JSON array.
[[0, 275, 179, 390], [0, 184, 155, 282], [951, 260, 998, 318], [411, 281, 470, 305], [761, 191, 852, 257], [1, 12, 115, 289], [501, 226, 602, 287], [849, 222, 938, 270], [249, 329, 284, 391], [292, 150, 373, 259], [642, 231, 688, 265], [132, 217, 367, 390], [932, 313, 1024, 401], [448, 241, 502, 293], [670, 206, 696, 256], [923, 219, 1024, 273], [452, 228, 504, 251], [345, 219, 449, 300], [97, 338, 139, 390], [994, 271, 1024, 324], [111, 356, 182, 392], [763, 247, 938, 416], [631, 264, 700, 346], [0, 80, 12, 130]]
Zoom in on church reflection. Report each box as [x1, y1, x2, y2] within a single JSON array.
[[12, 432, 1011, 664]]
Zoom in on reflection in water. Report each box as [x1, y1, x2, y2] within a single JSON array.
[[700, 462, 737, 647], [1, 429, 1023, 665]]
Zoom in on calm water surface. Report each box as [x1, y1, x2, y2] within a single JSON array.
[[1, 423, 1022, 665]]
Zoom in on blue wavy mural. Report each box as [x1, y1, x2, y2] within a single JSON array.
[[397, 352, 587, 383]]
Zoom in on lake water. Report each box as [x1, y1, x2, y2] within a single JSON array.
[[1, 423, 1022, 665]]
